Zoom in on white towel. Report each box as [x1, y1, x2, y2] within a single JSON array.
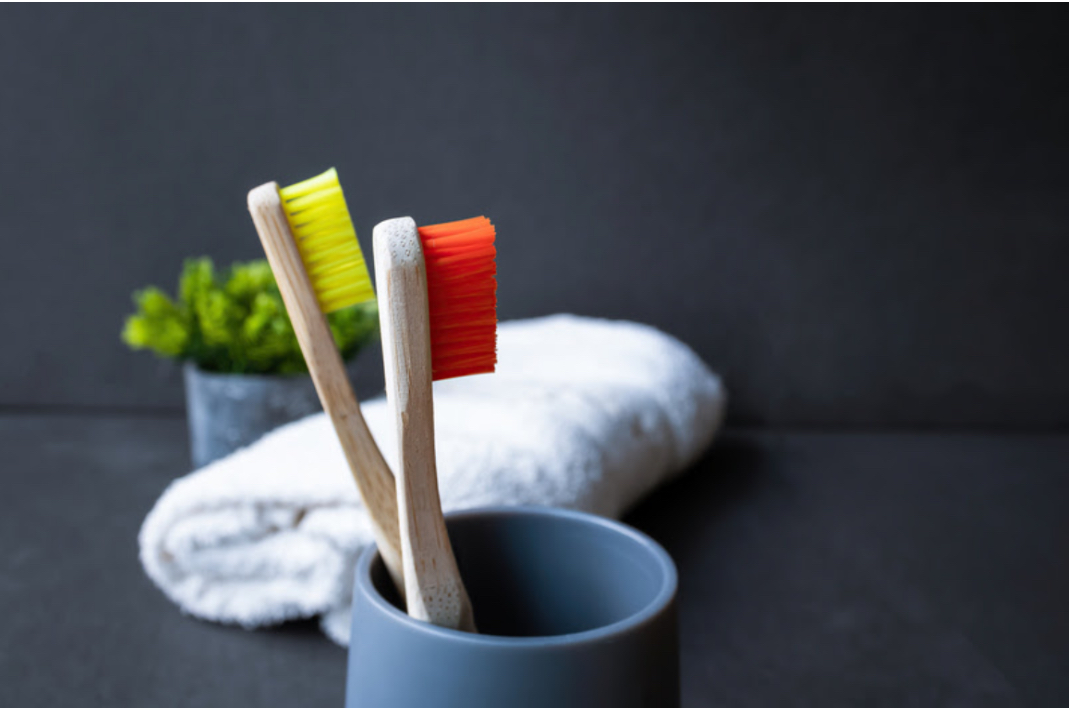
[[139, 315, 726, 645]]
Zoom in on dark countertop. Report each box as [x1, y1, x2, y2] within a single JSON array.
[[0, 415, 1065, 707]]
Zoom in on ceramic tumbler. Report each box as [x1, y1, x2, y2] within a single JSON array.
[[345, 506, 679, 708]]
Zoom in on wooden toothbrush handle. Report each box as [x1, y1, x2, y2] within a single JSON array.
[[247, 183, 404, 594], [373, 217, 476, 632]]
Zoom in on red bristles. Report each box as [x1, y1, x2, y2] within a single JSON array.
[[418, 216, 498, 381]]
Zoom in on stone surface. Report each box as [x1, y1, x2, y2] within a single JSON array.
[[0, 415, 1064, 707]]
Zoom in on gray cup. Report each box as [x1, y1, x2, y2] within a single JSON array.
[[346, 506, 679, 708]]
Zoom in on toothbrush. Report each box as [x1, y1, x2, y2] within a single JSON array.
[[373, 215, 497, 632], [247, 169, 404, 595]]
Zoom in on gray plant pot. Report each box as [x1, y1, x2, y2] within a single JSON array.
[[183, 342, 384, 468]]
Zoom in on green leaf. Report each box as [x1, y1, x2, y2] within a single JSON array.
[[120, 287, 190, 358], [121, 257, 379, 375]]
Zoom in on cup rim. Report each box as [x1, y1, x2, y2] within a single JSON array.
[[354, 505, 678, 647]]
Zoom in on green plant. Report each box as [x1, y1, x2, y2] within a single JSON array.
[[122, 257, 378, 375]]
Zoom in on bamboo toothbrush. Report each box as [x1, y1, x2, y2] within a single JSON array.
[[247, 169, 404, 595], [373, 215, 497, 632]]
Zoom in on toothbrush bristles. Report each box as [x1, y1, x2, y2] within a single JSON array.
[[278, 168, 374, 313], [418, 216, 498, 381]]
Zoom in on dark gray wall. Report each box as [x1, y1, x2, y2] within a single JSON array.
[[0, 5, 1064, 429]]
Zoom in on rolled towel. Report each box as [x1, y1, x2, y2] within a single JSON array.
[[139, 314, 726, 645]]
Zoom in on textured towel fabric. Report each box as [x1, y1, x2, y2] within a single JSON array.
[[139, 315, 726, 645]]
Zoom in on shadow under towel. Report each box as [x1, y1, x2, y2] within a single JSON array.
[[138, 314, 727, 645]]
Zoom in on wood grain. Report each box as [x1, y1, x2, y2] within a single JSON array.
[[373, 216, 476, 632], [247, 183, 404, 595]]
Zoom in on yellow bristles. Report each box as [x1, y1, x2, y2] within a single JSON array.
[[278, 168, 374, 313]]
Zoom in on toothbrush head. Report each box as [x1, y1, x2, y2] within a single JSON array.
[[418, 216, 498, 381], [278, 168, 374, 313]]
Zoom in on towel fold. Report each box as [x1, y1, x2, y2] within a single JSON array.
[[139, 314, 726, 645]]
